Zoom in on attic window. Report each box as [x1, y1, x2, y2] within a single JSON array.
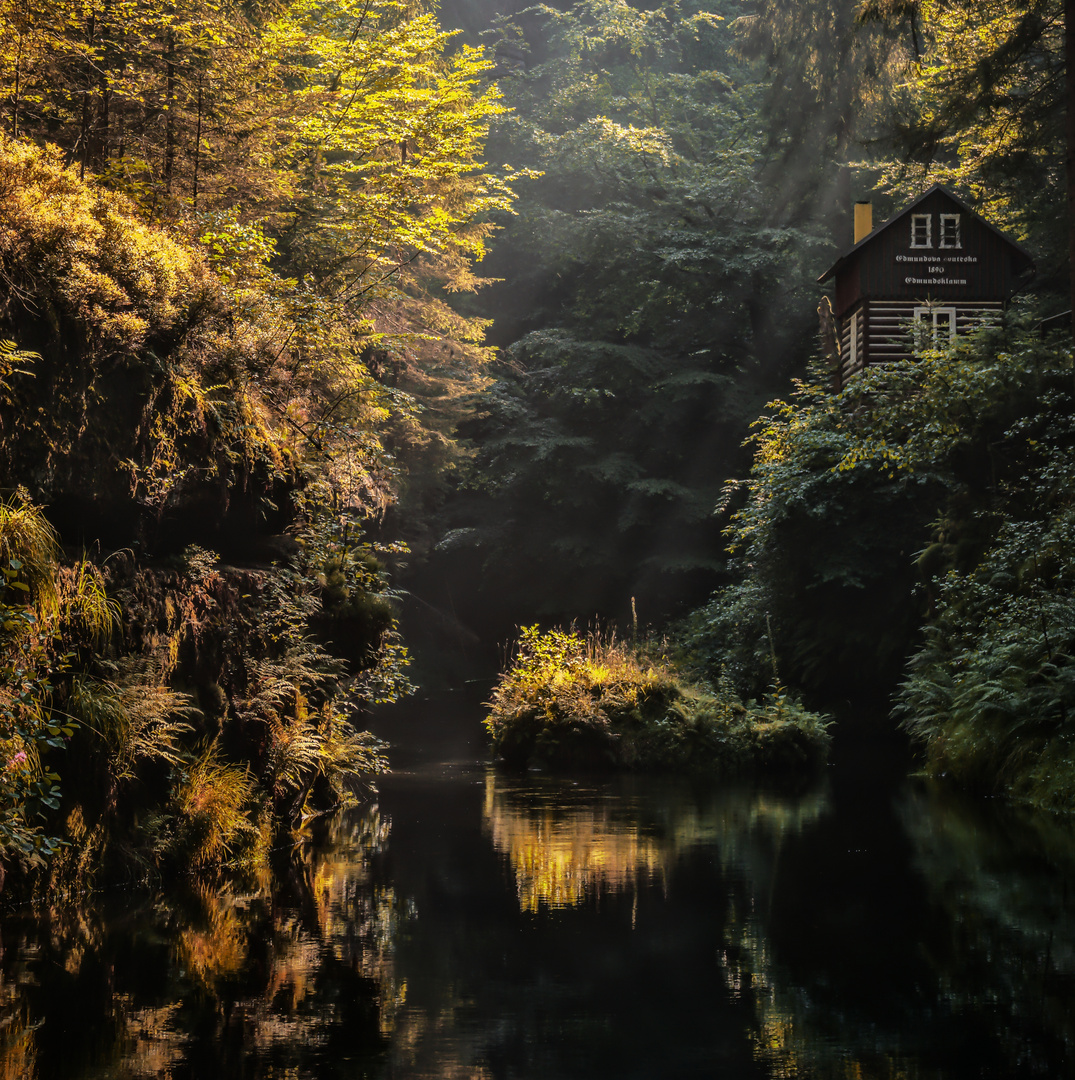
[[910, 214, 932, 248], [939, 213, 961, 249]]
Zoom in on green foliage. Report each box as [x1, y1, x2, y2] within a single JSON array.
[[485, 624, 831, 772], [428, 0, 839, 620], [680, 348, 946, 697], [873, 0, 1065, 288], [486, 0, 816, 352], [686, 308, 1075, 811], [0, 499, 70, 866], [179, 544, 220, 586], [0, 0, 502, 889], [452, 332, 741, 616], [735, 0, 914, 218], [890, 331, 1075, 810], [52, 487, 403, 881], [0, 477, 406, 886], [0, 136, 301, 517], [0, 338, 37, 399], [0, 491, 60, 620]]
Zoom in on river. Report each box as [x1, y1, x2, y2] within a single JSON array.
[[0, 688, 1071, 1078]]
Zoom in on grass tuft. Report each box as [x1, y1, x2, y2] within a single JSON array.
[[485, 625, 831, 774]]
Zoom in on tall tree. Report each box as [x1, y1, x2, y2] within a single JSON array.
[[0, 0, 525, 516], [424, 0, 833, 624], [735, 0, 914, 225], [870, 0, 1067, 301]]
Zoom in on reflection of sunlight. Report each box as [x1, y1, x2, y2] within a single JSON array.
[[484, 770, 933, 1079], [113, 1001, 186, 1078], [308, 810, 409, 1036], [176, 882, 249, 987], [0, 1007, 36, 1080], [484, 772, 669, 910], [484, 772, 831, 915]]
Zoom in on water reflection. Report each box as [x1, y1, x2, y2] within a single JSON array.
[[484, 771, 830, 913], [899, 784, 1075, 1077], [483, 774, 670, 910], [718, 774, 1075, 1080], [0, 711, 1074, 1079], [0, 808, 406, 1079]]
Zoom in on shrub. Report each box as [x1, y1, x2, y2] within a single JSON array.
[[485, 625, 831, 773]]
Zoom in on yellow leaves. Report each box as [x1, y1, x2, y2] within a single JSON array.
[[0, 136, 210, 360], [892, 0, 1061, 220], [57, 560, 119, 642], [274, 0, 518, 288], [0, 494, 60, 622], [0, 0, 517, 515], [178, 745, 256, 865], [831, 437, 910, 475]]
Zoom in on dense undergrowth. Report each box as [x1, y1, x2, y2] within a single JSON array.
[[0, 485, 408, 890], [485, 625, 831, 774], [683, 317, 1075, 811], [0, 0, 517, 886]]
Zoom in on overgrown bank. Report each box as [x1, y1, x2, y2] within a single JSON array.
[[683, 319, 1075, 811], [0, 0, 517, 890], [485, 625, 830, 774]]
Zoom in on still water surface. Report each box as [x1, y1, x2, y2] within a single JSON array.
[[0, 691, 1073, 1079]]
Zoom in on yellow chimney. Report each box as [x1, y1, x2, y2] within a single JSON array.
[[854, 201, 873, 244]]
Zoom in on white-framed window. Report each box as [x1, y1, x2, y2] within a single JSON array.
[[939, 213, 961, 249], [910, 213, 932, 248], [914, 305, 957, 352]]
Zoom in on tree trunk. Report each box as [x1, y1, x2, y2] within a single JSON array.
[[164, 33, 176, 193], [12, 21, 22, 138], [193, 77, 203, 208]]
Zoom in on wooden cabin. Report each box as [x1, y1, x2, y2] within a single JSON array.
[[818, 185, 1035, 389]]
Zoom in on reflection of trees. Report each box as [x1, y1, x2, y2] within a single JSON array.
[[717, 781, 954, 1080], [483, 770, 830, 914], [368, 769, 834, 1078], [0, 804, 409, 1079], [484, 769, 926, 1077], [0, 1004, 36, 1080], [715, 778, 1075, 1080], [482, 767, 834, 1073], [5, 765, 1070, 1080], [898, 784, 1075, 1078], [483, 773, 669, 910]]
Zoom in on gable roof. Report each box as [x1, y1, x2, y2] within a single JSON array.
[[818, 184, 1034, 284]]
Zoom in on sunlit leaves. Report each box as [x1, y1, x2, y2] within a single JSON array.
[[485, 623, 831, 771], [874, 0, 1062, 266], [272, 0, 519, 294]]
